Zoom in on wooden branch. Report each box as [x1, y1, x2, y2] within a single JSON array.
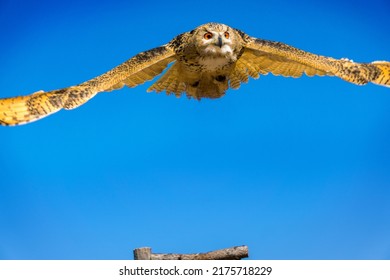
[[133, 245, 248, 260], [133, 247, 152, 260]]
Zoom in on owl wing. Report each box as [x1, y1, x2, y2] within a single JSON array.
[[0, 45, 176, 126], [230, 37, 390, 89]]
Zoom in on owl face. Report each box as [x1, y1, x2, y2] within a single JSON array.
[[194, 23, 234, 57]]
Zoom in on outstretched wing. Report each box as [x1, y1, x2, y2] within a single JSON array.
[[0, 45, 175, 126], [230, 36, 390, 89]]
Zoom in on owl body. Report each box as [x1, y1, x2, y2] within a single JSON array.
[[0, 22, 389, 125], [151, 23, 246, 99]]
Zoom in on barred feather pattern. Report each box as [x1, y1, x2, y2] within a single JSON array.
[[1, 23, 388, 126]]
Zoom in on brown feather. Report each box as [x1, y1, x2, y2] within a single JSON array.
[[1, 23, 388, 126], [244, 38, 389, 87], [0, 45, 175, 125]]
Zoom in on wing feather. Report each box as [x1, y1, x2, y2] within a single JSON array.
[[147, 62, 186, 97], [110, 58, 174, 91], [0, 45, 175, 125], [239, 37, 390, 87]]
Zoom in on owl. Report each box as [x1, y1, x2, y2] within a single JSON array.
[[0, 22, 389, 126]]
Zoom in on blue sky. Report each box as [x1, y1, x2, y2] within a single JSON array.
[[1, 0, 390, 259]]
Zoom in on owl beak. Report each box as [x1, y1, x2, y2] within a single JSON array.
[[216, 36, 223, 48]]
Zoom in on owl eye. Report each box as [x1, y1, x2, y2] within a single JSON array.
[[224, 31, 230, 39], [204, 32, 213, 40]]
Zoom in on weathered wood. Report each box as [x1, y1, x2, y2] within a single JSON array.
[[133, 247, 151, 260], [133, 245, 248, 260]]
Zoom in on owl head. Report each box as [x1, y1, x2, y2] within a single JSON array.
[[192, 23, 238, 57]]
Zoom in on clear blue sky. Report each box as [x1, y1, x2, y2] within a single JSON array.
[[1, 0, 389, 260]]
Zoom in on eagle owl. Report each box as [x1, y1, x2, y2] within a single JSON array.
[[0, 22, 389, 125]]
